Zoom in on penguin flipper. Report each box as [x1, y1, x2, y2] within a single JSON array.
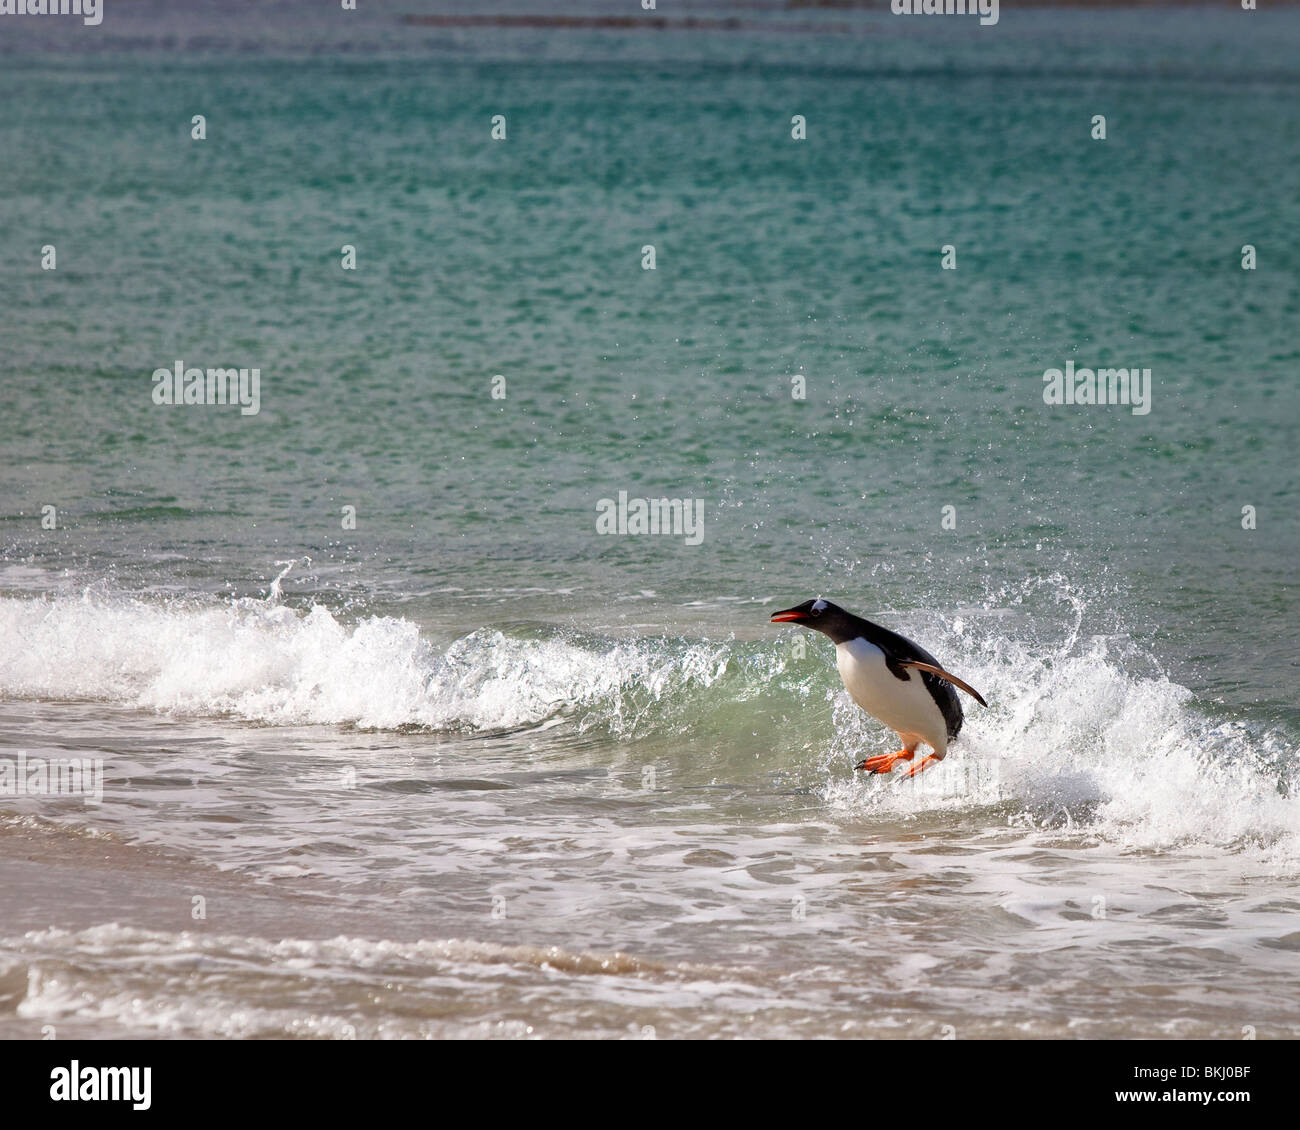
[[898, 660, 988, 707]]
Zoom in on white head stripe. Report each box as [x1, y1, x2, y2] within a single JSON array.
[[811, 599, 827, 613]]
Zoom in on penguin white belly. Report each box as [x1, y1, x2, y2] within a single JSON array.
[[835, 638, 948, 754]]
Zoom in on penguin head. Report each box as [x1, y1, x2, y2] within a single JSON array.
[[770, 598, 852, 639]]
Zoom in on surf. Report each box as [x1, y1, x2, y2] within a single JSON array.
[[0, 587, 1295, 865]]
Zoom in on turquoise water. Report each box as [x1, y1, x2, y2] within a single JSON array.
[[1, 2, 1298, 1038]]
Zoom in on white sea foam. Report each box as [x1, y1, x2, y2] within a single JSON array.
[[0, 593, 740, 734]]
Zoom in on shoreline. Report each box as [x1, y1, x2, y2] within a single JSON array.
[[0, 819, 416, 946]]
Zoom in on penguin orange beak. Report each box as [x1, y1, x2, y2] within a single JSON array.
[[770, 608, 808, 622]]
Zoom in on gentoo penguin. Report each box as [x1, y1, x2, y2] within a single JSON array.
[[770, 598, 987, 777]]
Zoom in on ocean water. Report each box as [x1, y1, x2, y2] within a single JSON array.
[[1, 0, 1298, 1039]]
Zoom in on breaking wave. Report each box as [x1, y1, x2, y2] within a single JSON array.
[[0, 588, 1296, 861]]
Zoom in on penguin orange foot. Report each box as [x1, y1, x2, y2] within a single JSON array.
[[855, 750, 914, 774]]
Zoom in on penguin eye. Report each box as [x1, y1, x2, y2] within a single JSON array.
[[810, 599, 827, 617]]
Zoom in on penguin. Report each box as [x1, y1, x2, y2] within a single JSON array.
[[770, 598, 987, 777]]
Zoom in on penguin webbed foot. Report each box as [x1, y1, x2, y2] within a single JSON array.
[[854, 749, 915, 774]]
